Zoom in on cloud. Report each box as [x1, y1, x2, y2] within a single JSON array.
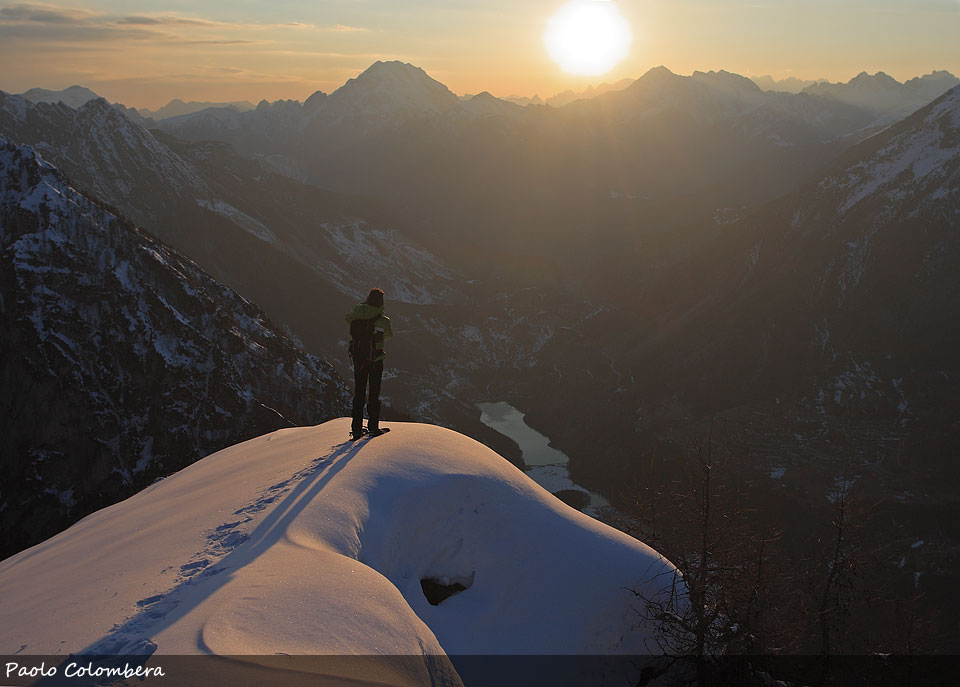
[[116, 16, 216, 28], [171, 39, 265, 46], [0, 0, 381, 103], [0, 2, 326, 44], [0, 2, 89, 24]]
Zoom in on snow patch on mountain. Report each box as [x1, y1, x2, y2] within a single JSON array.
[[1, 143, 70, 212], [318, 221, 458, 304], [196, 198, 276, 243]]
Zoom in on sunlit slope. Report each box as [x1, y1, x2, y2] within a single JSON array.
[[0, 420, 678, 661]]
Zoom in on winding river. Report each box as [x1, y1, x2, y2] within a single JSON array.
[[477, 401, 609, 514]]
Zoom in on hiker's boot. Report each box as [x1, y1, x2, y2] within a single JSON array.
[[368, 402, 382, 436]]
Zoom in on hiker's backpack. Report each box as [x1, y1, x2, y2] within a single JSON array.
[[349, 315, 379, 362]]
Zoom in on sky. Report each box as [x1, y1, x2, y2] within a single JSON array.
[[1, 0, 958, 109]]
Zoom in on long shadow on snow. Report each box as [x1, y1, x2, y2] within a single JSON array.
[[36, 436, 370, 681]]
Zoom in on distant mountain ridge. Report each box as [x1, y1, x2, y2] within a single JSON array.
[[751, 75, 822, 93], [154, 61, 929, 236], [19, 85, 100, 108], [540, 77, 634, 107], [802, 70, 960, 123], [16, 65, 956, 125], [137, 98, 256, 120]]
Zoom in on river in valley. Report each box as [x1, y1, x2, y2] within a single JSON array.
[[477, 401, 610, 515]]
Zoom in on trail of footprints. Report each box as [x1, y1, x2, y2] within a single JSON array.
[[92, 449, 339, 653]]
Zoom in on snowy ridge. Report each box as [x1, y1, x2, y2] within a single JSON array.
[[827, 86, 960, 214], [0, 420, 679, 671]]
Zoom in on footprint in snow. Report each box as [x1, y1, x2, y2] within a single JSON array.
[[179, 559, 210, 576], [135, 594, 164, 608]]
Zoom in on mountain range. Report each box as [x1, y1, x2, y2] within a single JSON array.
[[151, 63, 958, 252], [137, 98, 256, 121], [750, 74, 822, 94], [802, 70, 960, 123], [19, 84, 101, 109]]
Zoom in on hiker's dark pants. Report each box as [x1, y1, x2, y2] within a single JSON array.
[[351, 357, 383, 433]]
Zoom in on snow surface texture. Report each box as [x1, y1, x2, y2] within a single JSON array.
[[0, 421, 678, 668]]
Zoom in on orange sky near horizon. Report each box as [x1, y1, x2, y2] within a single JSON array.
[[0, 0, 958, 109]]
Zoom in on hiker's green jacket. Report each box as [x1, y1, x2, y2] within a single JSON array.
[[345, 303, 393, 362]]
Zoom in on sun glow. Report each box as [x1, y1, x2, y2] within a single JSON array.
[[544, 1, 633, 76]]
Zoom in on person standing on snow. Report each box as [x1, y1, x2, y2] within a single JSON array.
[[345, 288, 393, 439]]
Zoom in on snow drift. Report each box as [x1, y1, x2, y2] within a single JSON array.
[[0, 420, 679, 684]]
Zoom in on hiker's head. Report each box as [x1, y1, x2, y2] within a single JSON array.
[[365, 288, 385, 308]]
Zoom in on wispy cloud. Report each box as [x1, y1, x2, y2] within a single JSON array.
[[115, 15, 217, 28], [0, 2, 327, 43], [0, 2, 90, 24], [171, 39, 268, 46]]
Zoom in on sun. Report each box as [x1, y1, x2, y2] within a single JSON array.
[[544, 1, 633, 76]]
